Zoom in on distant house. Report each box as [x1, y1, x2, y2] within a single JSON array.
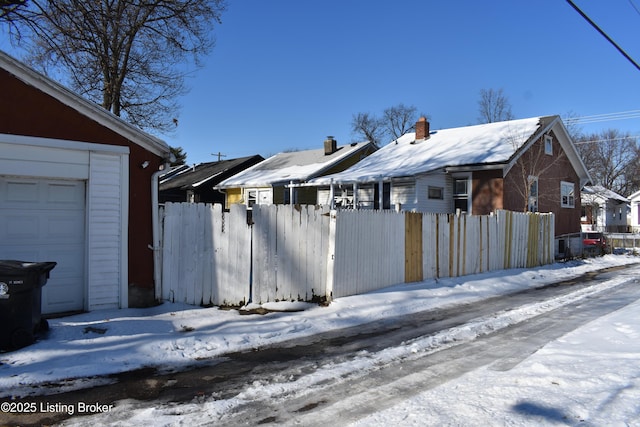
[[215, 137, 376, 208], [309, 116, 591, 236], [629, 190, 640, 233], [159, 155, 264, 204], [0, 50, 172, 313], [580, 185, 630, 233]]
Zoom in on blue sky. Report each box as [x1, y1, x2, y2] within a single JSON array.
[[4, 1, 640, 164]]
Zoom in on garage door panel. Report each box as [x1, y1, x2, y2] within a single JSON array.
[[0, 177, 86, 314], [45, 214, 85, 240], [44, 282, 82, 307], [1, 214, 41, 240], [1, 213, 84, 242], [41, 246, 84, 277], [4, 180, 39, 204], [0, 248, 40, 262], [45, 182, 84, 206]]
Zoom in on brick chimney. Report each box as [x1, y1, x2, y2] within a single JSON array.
[[415, 117, 430, 140], [324, 136, 337, 155]]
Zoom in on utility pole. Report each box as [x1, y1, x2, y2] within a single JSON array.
[[211, 152, 227, 161]]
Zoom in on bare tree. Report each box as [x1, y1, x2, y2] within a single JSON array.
[[505, 127, 568, 212], [0, 0, 25, 20], [352, 103, 423, 147], [575, 129, 639, 196], [478, 88, 514, 123], [351, 112, 385, 148], [383, 103, 419, 140], [5, 0, 226, 133]]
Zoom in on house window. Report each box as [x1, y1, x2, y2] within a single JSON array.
[[544, 135, 553, 155], [453, 178, 469, 213], [245, 189, 271, 208], [247, 190, 257, 208], [428, 186, 444, 200], [528, 176, 538, 212], [374, 182, 391, 210], [561, 181, 575, 208]]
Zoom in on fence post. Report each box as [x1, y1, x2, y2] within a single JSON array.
[[325, 209, 337, 302]]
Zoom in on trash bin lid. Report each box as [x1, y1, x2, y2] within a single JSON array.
[[0, 260, 57, 274]]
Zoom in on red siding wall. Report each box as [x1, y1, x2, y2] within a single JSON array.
[[1, 69, 163, 306]]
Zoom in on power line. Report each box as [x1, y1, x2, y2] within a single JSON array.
[[627, 0, 640, 17], [566, 0, 640, 72], [574, 135, 640, 144], [566, 110, 640, 125]]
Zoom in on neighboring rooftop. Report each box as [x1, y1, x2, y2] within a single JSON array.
[[309, 116, 552, 185], [582, 185, 630, 203], [160, 155, 265, 191], [215, 140, 373, 188]]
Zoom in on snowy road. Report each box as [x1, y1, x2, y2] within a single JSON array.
[[45, 262, 640, 427], [197, 266, 640, 426]]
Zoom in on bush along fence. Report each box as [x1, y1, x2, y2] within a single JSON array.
[[159, 203, 555, 307]]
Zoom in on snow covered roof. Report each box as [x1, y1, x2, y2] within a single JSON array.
[[215, 141, 373, 188], [309, 117, 551, 185], [582, 185, 630, 203]]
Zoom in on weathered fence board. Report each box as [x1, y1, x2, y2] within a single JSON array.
[[251, 204, 329, 303], [161, 203, 250, 306], [160, 204, 554, 307], [331, 209, 405, 298]]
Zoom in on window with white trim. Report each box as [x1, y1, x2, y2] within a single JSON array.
[[561, 181, 575, 208], [544, 135, 553, 155], [453, 178, 470, 213]]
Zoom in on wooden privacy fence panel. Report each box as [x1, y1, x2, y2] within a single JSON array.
[[417, 211, 554, 284], [161, 203, 251, 306], [160, 203, 555, 306], [251, 204, 330, 303], [331, 209, 405, 298], [328, 209, 555, 299]]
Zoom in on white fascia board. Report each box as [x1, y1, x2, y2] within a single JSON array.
[[0, 132, 130, 154]]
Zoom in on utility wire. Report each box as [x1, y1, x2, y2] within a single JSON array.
[[627, 0, 640, 17], [574, 135, 640, 144], [566, 110, 640, 124], [566, 0, 640, 72]]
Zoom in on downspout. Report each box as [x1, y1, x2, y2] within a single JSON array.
[[353, 182, 358, 209], [150, 156, 173, 302], [289, 180, 294, 205], [329, 179, 335, 210]]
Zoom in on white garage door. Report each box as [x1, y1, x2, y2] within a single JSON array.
[[0, 176, 85, 314]]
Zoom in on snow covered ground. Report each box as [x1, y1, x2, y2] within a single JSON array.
[[1, 254, 639, 426]]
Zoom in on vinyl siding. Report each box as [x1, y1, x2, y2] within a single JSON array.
[[414, 173, 452, 213], [87, 151, 128, 310]]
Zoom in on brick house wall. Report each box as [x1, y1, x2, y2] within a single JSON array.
[[502, 131, 582, 236]]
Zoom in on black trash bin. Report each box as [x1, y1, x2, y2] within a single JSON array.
[[0, 260, 57, 351]]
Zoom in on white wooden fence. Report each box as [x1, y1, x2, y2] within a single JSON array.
[[160, 203, 555, 306]]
